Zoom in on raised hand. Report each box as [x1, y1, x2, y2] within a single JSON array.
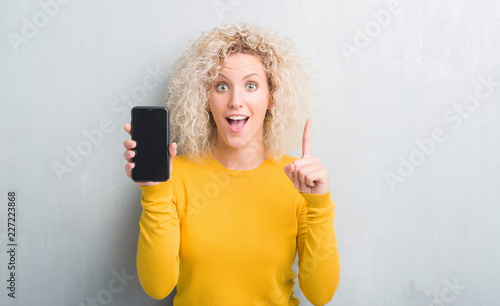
[[123, 123, 177, 187], [283, 118, 330, 195]]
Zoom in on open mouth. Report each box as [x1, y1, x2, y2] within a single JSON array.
[[226, 116, 249, 133]]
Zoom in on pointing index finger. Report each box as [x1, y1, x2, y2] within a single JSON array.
[[302, 118, 312, 158]]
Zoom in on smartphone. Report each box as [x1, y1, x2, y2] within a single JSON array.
[[131, 106, 170, 182]]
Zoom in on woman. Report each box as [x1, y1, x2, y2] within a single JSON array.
[[123, 23, 340, 305]]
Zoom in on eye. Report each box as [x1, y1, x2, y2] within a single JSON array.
[[216, 83, 229, 91], [246, 83, 257, 91]]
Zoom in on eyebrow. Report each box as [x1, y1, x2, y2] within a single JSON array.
[[217, 72, 261, 80], [243, 73, 259, 79]]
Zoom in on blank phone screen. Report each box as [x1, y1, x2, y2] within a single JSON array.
[[131, 107, 169, 182]]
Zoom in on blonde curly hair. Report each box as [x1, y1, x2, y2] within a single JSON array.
[[165, 22, 317, 165]]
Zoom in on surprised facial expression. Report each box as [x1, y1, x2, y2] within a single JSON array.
[[209, 52, 271, 152]]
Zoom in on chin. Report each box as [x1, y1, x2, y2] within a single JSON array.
[[224, 139, 249, 149], [218, 131, 249, 146]]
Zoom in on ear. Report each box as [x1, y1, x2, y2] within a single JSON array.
[[266, 104, 272, 116], [267, 98, 273, 110]]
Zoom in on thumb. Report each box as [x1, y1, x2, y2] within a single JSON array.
[[169, 142, 177, 179], [283, 163, 294, 181]]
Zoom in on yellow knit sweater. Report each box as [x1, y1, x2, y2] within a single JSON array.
[[136, 153, 340, 305]]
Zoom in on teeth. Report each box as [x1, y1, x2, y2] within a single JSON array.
[[227, 115, 248, 120]]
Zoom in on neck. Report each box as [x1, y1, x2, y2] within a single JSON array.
[[213, 143, 267, 170]]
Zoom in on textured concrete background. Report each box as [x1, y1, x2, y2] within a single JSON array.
[[1, 0, 499, 305]]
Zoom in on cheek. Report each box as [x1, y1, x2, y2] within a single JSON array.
[[254, 92, 270, 114], [208, 96, 222, 113], [209, 99, 227, 126]]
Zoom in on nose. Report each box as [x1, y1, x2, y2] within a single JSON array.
[[228, 87, 244, 108]]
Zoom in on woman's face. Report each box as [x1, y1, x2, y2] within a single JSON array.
[[209, 52, 271, 153]]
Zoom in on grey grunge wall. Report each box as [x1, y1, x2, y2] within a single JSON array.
[[1, 0, 499, 305]]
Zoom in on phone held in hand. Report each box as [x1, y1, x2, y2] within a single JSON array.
[[131, 106, 170, 182]]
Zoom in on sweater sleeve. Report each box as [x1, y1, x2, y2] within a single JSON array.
[[136, 179, 180, 300], [297, 188, 341, 305]]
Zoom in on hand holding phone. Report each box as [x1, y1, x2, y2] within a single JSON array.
[[123, 107, 176, 186], [123, 125, 176, 187]]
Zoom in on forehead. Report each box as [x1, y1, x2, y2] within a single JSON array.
[[217, 52, 265, 76]]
